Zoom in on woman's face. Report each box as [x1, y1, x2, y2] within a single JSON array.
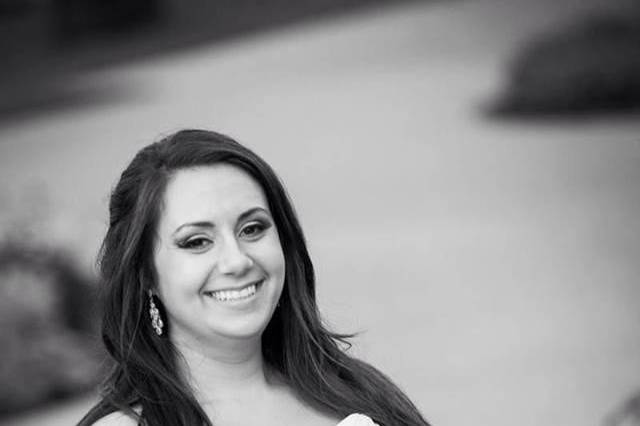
[[152, 164, 285, 346]]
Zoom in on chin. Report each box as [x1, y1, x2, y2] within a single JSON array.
[[207, 312, 274, 341]]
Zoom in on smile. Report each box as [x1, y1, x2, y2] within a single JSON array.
[[204, 279, 264, 302]]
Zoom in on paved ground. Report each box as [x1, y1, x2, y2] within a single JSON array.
[[1, 1, 639, 425]]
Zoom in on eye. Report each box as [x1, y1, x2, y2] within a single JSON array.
[[178, 237, 212, 250], [239, 222, 268, 239]]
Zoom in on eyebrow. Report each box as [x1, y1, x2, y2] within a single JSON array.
[[172, 207, 270, 235]]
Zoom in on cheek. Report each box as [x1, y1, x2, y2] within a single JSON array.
[[269, 251, 286, 287], [261, 237, 286, 278], [154, 249, 211, 296], [250, 237, 285, 284]]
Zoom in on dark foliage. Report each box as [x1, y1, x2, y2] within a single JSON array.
[[491, 7, 640, 116], [606, 391, 640, 426], [0, 243, 102, 416]]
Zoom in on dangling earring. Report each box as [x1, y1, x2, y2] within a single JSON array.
[[148, 290, 164, 336]]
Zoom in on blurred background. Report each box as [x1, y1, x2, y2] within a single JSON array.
[[1, 0, 639, 425]]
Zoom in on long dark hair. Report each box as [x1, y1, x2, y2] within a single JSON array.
[[78, 129, 430, 426]]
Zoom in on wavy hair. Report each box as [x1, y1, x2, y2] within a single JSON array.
[[78, 129, 430, 426]]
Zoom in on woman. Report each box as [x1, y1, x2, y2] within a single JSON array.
[[79, 129, 431, 426]]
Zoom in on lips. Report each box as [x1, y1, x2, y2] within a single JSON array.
[[203, 279, 264, 302]]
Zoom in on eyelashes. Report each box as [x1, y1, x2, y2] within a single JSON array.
[[177, 220, 272, 251], [178, 237, 212, 250], [239, 221, 270, 239]]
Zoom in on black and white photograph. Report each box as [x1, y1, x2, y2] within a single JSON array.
[[1, 0, 639, 425]]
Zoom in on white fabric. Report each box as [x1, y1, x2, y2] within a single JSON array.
[[337, 413, 379, 426]]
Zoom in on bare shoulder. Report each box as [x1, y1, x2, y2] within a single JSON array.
[[91, 410, 139, 426]]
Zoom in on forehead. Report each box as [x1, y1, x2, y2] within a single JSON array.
[[159, 164, 268, 228]]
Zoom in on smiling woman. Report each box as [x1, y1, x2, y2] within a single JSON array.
[[153, 165, 285, 345], [77, 129, 431, 426]]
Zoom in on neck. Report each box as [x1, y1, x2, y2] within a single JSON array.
[[172, 334, 273, 403]]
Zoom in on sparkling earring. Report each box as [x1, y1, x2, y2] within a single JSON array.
[[148, 290, 164, 336]]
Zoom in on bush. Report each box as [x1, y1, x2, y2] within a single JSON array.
[[0, 243, 102, 416], [491, 8, 640, 115], [605, 391, 640, 426]]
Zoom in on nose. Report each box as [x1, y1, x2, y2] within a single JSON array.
[[217, 236, 253, 276]]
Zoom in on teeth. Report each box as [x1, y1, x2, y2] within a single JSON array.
[[207, 283, 258, 302]]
